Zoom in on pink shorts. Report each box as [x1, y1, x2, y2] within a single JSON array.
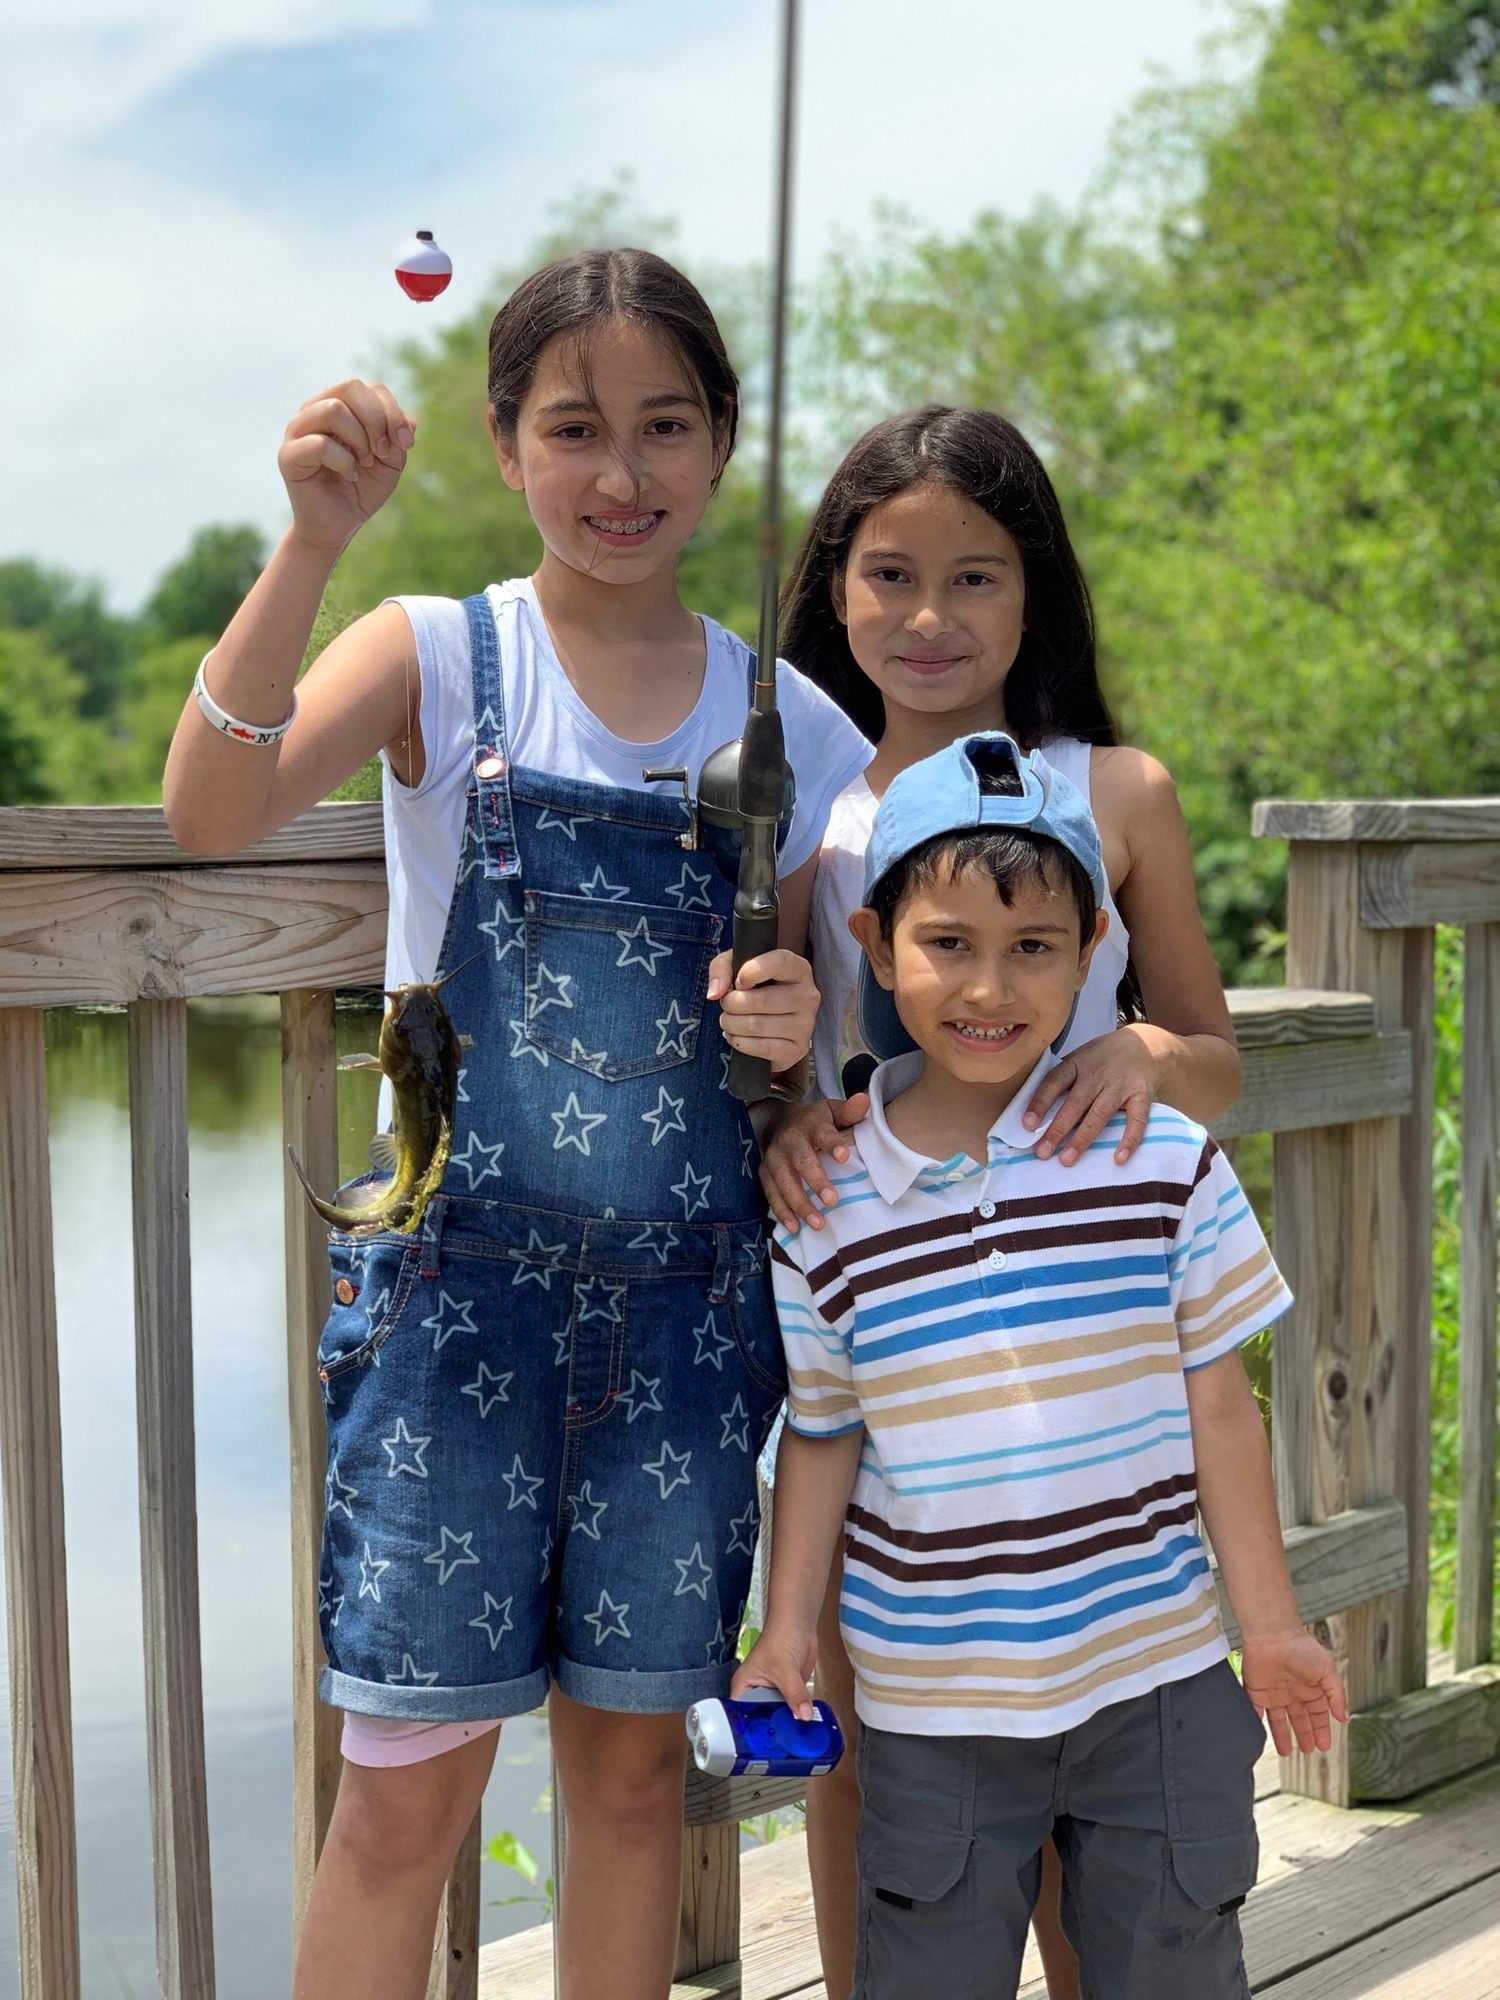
[[341, 1712, 502, 1769]]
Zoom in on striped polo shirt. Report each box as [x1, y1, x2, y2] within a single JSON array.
[[771, 1050, 1291, 1738]]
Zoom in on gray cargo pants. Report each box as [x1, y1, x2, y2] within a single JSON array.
[[853, 1661, 1261, 2000]]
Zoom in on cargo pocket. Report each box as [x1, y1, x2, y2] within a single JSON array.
[[1161, 1663, 1263, 1923]]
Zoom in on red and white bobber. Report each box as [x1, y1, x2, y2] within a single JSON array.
[[394, 230, 452, 302]]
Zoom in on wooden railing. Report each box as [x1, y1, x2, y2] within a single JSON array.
[[0, 797, 1495, 2000]]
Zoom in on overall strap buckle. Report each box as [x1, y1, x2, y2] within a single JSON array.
[[462, 592, 521, 881]]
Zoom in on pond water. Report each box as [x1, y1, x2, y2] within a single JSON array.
[[0, 1003, 553, 1999]]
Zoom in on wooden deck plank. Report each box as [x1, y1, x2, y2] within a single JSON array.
[[1262, 1871, 1500, 1999], [480, 1759, 1500, 2000]]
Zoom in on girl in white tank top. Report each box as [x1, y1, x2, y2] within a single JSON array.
[[762, 408, 1242, 2000]]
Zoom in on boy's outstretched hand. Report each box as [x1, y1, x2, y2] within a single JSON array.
[[731, 1624, 819, 1723], [1240, 1631, 1349, 1755]]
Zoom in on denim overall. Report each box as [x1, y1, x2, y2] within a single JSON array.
[[317, 592, 787, 1720]]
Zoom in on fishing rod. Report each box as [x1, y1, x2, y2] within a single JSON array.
[[695, 0, 801, 1104]]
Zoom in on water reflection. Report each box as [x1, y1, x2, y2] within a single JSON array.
[[0, 1003, 551, 2000]]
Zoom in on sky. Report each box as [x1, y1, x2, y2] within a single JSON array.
[[2, 0, 1236, 610]]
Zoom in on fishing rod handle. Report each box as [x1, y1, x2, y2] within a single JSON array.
[[725, 898, 781, 1104]]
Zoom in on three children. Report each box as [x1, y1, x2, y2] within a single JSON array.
[[737, 733, 1347, 1998]]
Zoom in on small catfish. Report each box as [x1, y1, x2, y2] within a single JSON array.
[[289, 977, 471, 1236]]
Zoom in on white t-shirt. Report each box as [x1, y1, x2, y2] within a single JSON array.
[[379, 578, 873, 993], [808, 735, 1132, 1099]]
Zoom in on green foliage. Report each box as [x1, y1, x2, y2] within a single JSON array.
[[483, 1828, 554, 1913], [145, 523, 267, 642], [0, 629, 112, 803], [0, 559, 133, 719]]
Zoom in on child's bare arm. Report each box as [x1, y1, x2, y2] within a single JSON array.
[[732, 1424, 864, 1718], [1027, 748, 1240, 1165], [163, 381, 418, 854], [1187, 1350, 1349, 1753]]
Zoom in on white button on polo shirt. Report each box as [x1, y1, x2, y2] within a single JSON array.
[[987, 1249, 1006, 1271], [979, 1199, 996, 1219]]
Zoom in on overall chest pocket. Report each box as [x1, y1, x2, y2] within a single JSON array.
[[523, 890, 723, 1079]]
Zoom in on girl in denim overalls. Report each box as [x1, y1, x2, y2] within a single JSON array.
[[164, 251, 870, 2000]]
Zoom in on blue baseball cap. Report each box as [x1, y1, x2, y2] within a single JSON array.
[[857, 732, 1109, 1063]]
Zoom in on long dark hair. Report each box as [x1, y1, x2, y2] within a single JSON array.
[[781, 406, 1118, 749], [487, 248, 740, 473]]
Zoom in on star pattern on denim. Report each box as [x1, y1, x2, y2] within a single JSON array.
[[641, 1439, 693, 1499], [718, 1047, 734, 1091], [654, 999, 697, 1059], [665, 860, 714, 911], [326, 1455, 359, 1521], [528, 962, 575, 1018], [566, 1480, 609, 1541], [536, 807, 594, 842], [617, 1369, 663, 1424], [640, 1086, 687, 1147], [551, 1091, 608, 1156], [704, 1615, 729, 1664], [538, 1527, 555, 1584], [615, 916, 673, 977], [421, 1290, 479, 1352], [512, 1231, 568, 1288], [673, 1543, 714, 1600], [318, 1578, 345, 1628], [449, 1129, 506, 1191], [425, 1525, 480, 1586], [719, 1394, 751, 1453], [381, 1416, 431, 1479], [470, 1592, 515, 1652], [575, 1277, 626, 1325], [362, 1285, 392, 1336], [671, 1160, 713, 1221], [740, 1130, 757, 1180], [578, 865, 630, 901], [552, 1324, 571, 1367], [692, 1311, 735, 1370], [479, 900, 525, 964], [460, 1361, 513, 1417], [584, 1590, 631, 1646], [507, 1018, 549, 1066], [358, 1542, 390, 1602], [627, 1221, 680, 1265], [566, 1038, 609, 1077], [456, 1066, 471, 1103], [503, 1454, 545, 1510], [386, 1653, 440, 1686], [725, 1503, 758, 1559]]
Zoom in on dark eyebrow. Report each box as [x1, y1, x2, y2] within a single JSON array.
[[533, 391, 700, 420], [860, 547, 1010, 566]]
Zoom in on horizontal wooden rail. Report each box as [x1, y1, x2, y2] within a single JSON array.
[[0, 800, 384, 869], [1349, 1664, 1500, 1801], [1211, 1501, 1409, 1652]]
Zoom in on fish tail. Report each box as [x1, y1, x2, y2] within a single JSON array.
[[287, 1147, 378, 1232], [394, 1115, 453, 1237]]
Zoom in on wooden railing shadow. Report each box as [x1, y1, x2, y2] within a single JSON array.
[[0, 797, 1495, 1999]]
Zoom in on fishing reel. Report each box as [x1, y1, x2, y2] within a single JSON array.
[[644, 697, 798, 1107]]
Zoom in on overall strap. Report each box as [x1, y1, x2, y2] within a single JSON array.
[[462, 590, 521, 881]]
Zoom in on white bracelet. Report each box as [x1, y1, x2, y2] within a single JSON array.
[[193, 652, 298, 746]]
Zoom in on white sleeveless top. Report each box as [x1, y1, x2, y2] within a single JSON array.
[[808, 734, 1131, 1099]]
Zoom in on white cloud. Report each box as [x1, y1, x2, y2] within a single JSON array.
[[2, 0, 1238, 606]]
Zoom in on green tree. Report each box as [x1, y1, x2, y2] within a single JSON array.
[[145, 523, 267, 643], [0, 629, 112, 803], [0, 559, 133, 719]]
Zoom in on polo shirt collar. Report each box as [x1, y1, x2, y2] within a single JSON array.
[[859, 1049, 1059, 1205]]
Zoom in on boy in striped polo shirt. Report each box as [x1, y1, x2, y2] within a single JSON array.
[[736, 733, 1346, 2000]]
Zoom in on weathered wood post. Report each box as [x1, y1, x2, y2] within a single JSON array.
[[1253, 807, 1437, 1805]]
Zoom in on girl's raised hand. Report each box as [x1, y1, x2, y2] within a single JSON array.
[[708, 948, 819, 1081], [1024, 1025, 1162, 1168], [279, 379, 416, 554], [760, 1095, 870, 1233]]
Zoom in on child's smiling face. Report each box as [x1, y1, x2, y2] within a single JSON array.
[[851, 858, 1106, 1094], [835, 481, 1026, 726], [494, 318, 725, 585]]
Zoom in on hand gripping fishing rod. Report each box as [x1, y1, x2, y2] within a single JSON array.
[[696, 0, 801, 1104]]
